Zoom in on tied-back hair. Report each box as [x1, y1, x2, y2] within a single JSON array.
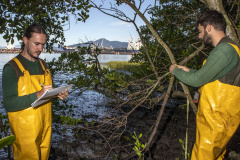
[[196, 10, 226, 32], [21, 23, 47, 51]]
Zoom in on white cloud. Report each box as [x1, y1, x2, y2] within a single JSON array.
[[110, 21, 133, 27]]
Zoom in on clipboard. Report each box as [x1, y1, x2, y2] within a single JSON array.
[[31, 84, 73, 108]]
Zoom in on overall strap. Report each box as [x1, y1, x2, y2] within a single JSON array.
[[15, 54, 33, 74], [7, 54, 29, 80], [229, 43, 240, 56], [218, 43, 240, 87], [15, 54, 48, 75], [7, 55, 48, 80], [39, 59, 47, 73], [13, 58, 25, 73], [7, 58, 24, 80], [38, 58, 49, 75]]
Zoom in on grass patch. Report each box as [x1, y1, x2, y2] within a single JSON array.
[[106, 61, 140, 73]]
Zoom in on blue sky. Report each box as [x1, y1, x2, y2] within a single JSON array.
[[0, 1, 154, 47]]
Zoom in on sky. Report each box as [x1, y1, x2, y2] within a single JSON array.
[[0, 1, 154, 47]]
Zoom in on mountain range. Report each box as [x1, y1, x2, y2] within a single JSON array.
[[0, 38, 129, 49], [69, 38, 128, 49]]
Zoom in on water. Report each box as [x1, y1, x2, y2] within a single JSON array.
[[0, 52, 132, 118], [0, 53, 132, 103], [0, 53, 132, 159], [0, 53, 132, 71]]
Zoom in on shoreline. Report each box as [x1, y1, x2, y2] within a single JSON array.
[[0, 52, 137, 55]]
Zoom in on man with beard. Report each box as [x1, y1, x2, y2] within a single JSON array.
[[169, 10, 240, 159], [2, 23, 69, 159]]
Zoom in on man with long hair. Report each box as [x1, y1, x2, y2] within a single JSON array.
[[2, 23, 69, 159]]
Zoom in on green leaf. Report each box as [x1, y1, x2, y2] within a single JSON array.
[[11, 38, 14, 44], [3, 35, 8, 39], [0, 135, 16, 149], [139, 133, 142, 138], [134, 146, 138, 150], [179, 139, 184, 143], [26, 11, 31, 15], [109, 77, 115, 80], [136, 151, 141, 157], [181, 144, 185, 150], [141, 144, 146, 149], [116, 82, 124, 87]]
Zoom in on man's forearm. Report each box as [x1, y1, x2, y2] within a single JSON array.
[[173, 68, 207, 87], [3, 93, 38, 112]]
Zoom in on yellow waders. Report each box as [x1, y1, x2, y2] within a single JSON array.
[[191, 44, 240, 160], [8, 58, 52, 160]]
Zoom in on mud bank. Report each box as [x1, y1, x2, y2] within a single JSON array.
[[48, 98, 240, 160]]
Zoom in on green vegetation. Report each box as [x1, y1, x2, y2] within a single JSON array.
[[1, 0, 240, 159], [179, 138, 191, 159], [132, 132, 146, 160], [106, 61, 140, 73], [0, 0, 92, 51], [130, 0, 208, 79], [0, 135, 15, 150]]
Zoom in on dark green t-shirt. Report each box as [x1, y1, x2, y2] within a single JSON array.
[[173, 37, 239, 87], [2, 55, 41, 112]]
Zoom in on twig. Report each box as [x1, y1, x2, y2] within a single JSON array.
[[146, 75, 175, 149]]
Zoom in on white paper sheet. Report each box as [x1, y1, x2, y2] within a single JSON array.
[[31, 84, 73, 108]]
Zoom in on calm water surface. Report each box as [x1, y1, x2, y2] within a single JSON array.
[[0, 53, 132, 72], [0, 53, 132, 111]]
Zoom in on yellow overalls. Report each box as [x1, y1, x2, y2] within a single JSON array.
[[7, 57, 52, 160], [191, 43, 240, 159]]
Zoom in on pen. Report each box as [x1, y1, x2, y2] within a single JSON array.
[[39, 83, 44, 87]]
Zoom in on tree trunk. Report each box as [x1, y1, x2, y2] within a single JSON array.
[[117, 0, 177, 64]]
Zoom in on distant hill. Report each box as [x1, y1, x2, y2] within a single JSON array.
[[69, 38, 128, 49]]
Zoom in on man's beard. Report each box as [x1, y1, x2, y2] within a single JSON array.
[[26, 42, 40, 59], [202, 30, 212, 46]]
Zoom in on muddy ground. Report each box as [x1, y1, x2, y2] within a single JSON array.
[[125, 99, 240, 160], [50, 98, 240, 160]]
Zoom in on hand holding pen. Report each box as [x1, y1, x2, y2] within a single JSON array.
[[39, 83, 69, 100], [36, 83, 53, 98]]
